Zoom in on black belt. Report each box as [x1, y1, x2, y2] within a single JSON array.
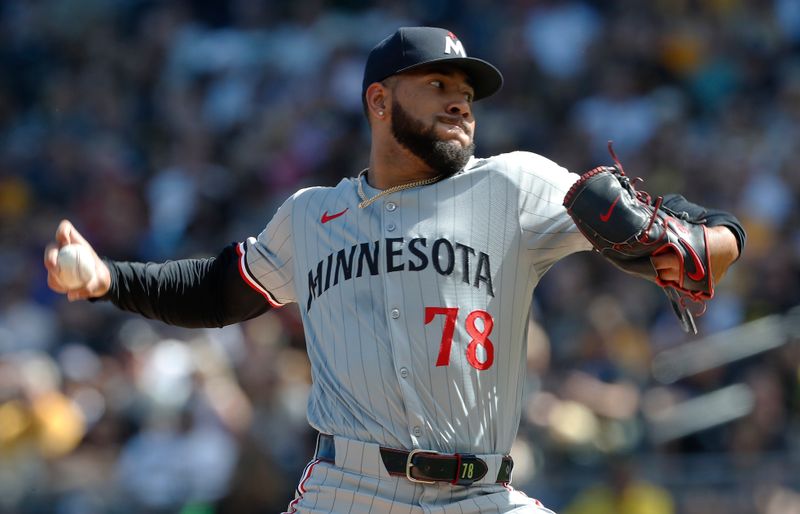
[[315, 434, 513, 486]]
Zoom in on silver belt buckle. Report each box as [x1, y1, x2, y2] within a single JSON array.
[[405, 448, 439, 484]]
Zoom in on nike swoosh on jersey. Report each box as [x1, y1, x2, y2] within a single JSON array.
[[321, 208, 349, 224], [599, 194, 621, 222]]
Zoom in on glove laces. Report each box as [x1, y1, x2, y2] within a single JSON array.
[[607, 140, 663, 241]]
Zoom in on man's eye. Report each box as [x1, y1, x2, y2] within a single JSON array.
[[465, 93, 474, 103], [430, 80, 443, 88]]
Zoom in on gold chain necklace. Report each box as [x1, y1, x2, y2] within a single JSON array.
[[356, 168, 441, 208]]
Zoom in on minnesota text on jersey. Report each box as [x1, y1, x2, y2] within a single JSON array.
[[306, 237, 494, 311]]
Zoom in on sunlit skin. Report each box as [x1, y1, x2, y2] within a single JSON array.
[[364, 65, 475, 190], [43, 65, 739, 301]]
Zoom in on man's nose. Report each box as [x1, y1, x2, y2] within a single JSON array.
[[446, 99, 472, 118]]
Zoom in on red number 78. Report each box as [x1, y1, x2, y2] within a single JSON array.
[[424, 306, 495, 371]]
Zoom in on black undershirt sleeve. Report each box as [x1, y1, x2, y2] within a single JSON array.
[[661, 194, 746, 258], [97, 243, 271, 328]]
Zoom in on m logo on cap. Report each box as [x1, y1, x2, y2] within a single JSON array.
[[444, 32, 467, 57]]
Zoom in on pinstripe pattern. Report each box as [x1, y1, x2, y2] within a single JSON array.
[[244, 152, 590, 512], [284, 436, 556, 513]]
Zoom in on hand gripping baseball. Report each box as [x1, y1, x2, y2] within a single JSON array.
[[562, 148, 713, 334], [44, 220, 111, 301]]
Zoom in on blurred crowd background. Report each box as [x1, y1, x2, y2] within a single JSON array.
[[1, 0, 799, 513]]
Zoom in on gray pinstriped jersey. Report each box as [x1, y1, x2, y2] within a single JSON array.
[[241, 151, 591, 455]]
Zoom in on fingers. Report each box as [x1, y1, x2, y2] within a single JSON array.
[[46, 219, 110, 299], [651, 252, 680, 282], [55, 269, 109, 301], [44, 242, 60, 273], [46, 222, 73, 294], [66, 267, 110, 301], [55, 219, 91, 249], [59, 219, 92, 249], [55, 219, 74, 246], [47, 270, 68, 294], [67, 288, 92, 302], [44, 241, 68, 293]]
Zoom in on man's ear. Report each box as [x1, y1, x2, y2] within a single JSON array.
[[365, 82, 389, 120]]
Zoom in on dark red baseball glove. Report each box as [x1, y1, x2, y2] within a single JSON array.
[[562, 149, 713, 334]]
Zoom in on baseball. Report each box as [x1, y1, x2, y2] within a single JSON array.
[[56, 244, 96, 289]]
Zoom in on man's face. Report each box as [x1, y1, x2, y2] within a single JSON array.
[[388, 66, 476, 176]]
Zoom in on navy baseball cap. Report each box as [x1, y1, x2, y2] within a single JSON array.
[[362, 27, 503, 101]]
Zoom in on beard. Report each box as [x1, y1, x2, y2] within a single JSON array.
[[390, 100, 475, 177]]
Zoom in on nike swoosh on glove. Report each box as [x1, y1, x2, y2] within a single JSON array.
[[562, 148, 713, 334]]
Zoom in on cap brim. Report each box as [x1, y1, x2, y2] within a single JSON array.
[[395, 57, 503, 101]]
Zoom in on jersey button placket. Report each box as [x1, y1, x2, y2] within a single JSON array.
[[384, 200, 397, 235], [382, 198, 425, 446]]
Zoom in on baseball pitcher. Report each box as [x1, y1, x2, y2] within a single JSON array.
[[44, 27, 745, 513]]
